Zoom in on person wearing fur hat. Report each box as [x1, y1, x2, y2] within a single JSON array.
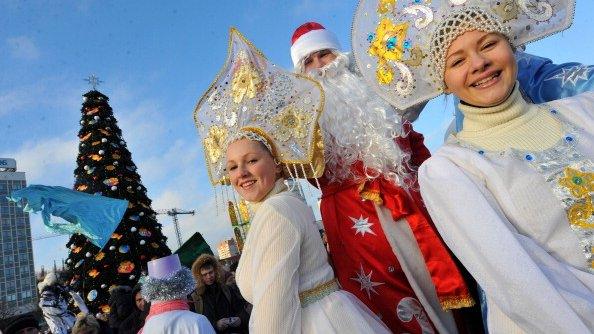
[[138, 254, 215, 334], [351, 0, 593, 332], [190, 254, 248, 334], [37, 272, 76, 334]]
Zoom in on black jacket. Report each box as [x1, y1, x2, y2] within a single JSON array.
[[191, 283, 249, 334]]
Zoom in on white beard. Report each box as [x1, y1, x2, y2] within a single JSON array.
[[307, 53, 410, 185]]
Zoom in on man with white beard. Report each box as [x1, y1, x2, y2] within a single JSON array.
[[290, 22, 477, 334]]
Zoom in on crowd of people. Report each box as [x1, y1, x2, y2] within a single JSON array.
[[3, 0, 594, 333]]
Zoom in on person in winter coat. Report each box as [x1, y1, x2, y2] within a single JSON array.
[[191, 254, 249, 334], [118, 284, 149, 334], [107, 286, 133, 334]]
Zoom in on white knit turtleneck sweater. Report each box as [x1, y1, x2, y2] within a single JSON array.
[[456, 83, 563, 151]]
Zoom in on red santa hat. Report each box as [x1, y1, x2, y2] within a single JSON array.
[[290, 22, 341, 68]]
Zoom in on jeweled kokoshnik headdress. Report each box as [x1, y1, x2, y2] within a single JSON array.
[[194, 28, 325, 190], [351, 0, 575, 110]]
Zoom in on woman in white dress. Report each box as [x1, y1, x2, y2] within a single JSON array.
[[195, 29, 390, 333], [351, 0, 593, 332]]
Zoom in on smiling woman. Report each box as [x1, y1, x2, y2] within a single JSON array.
[[353, 0, 594, 332], [226, 137, 281, 202], [444, 31, 518, 107], [194, 29, 391, 334]]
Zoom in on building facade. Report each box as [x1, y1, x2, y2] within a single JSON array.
[[217, 238, 239, 260], [0, 158, 37, 316]]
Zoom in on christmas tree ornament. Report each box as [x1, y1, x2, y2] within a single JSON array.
[[119, 245, 130, 253], [100, 284, 107, 289], [111, 186, 117, 191], [94, 116, 100, 121], [103, 178, 119, 187], [80, 120, 85, 125], [139, 228, 152, 237], [129, 215, 140, 221], [101, 138, 107, 143], [98, 150, 105, 155], [84, 165, 89, 170], [109, 246, 116, 251], [139, 212, 145, 216], [129, 275, 135, 280], [95, 252, 105, 261], [119, 141, 125, 145], [88, 269, 100, 278], [113, 161, 119, 165], [118, 261, 135, 274], [139, 240, 146, 245], [87, 290, 98, 301], [85, 252, 92, 257], [130, 227, 137, 232], [75, 259, 84, 268]]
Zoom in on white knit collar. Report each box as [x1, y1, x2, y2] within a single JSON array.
[[458, 82, 532, 133]]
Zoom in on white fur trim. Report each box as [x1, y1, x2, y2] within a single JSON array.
[[291, 29, 341, 67]]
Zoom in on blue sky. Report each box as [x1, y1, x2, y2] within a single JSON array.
[[2, 0, 592, 271]]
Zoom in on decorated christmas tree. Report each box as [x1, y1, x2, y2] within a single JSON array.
[[65, 82, 171, 314]]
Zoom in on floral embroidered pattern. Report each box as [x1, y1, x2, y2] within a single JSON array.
[[204, 125, 228, 164], [272, 105, 309, 142], [231, 51, 262, 103], [368, 18, 409, 65], [559, 167, 594, 199]]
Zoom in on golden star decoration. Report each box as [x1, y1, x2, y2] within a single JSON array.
[[376, 61, 394, 85], [369, 18, 409, 64], [231, 52, 262, 103], [567, 199, 594, 229], [204, 125, 228, 164], [272, 105, 309, 142], [559, 167, 593, 199]]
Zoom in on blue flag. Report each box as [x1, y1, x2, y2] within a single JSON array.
[[7, 185, 128, 249]]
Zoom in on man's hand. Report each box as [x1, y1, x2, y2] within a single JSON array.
[[216, 318, 229, 331], [228, 316, 241, 327]]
